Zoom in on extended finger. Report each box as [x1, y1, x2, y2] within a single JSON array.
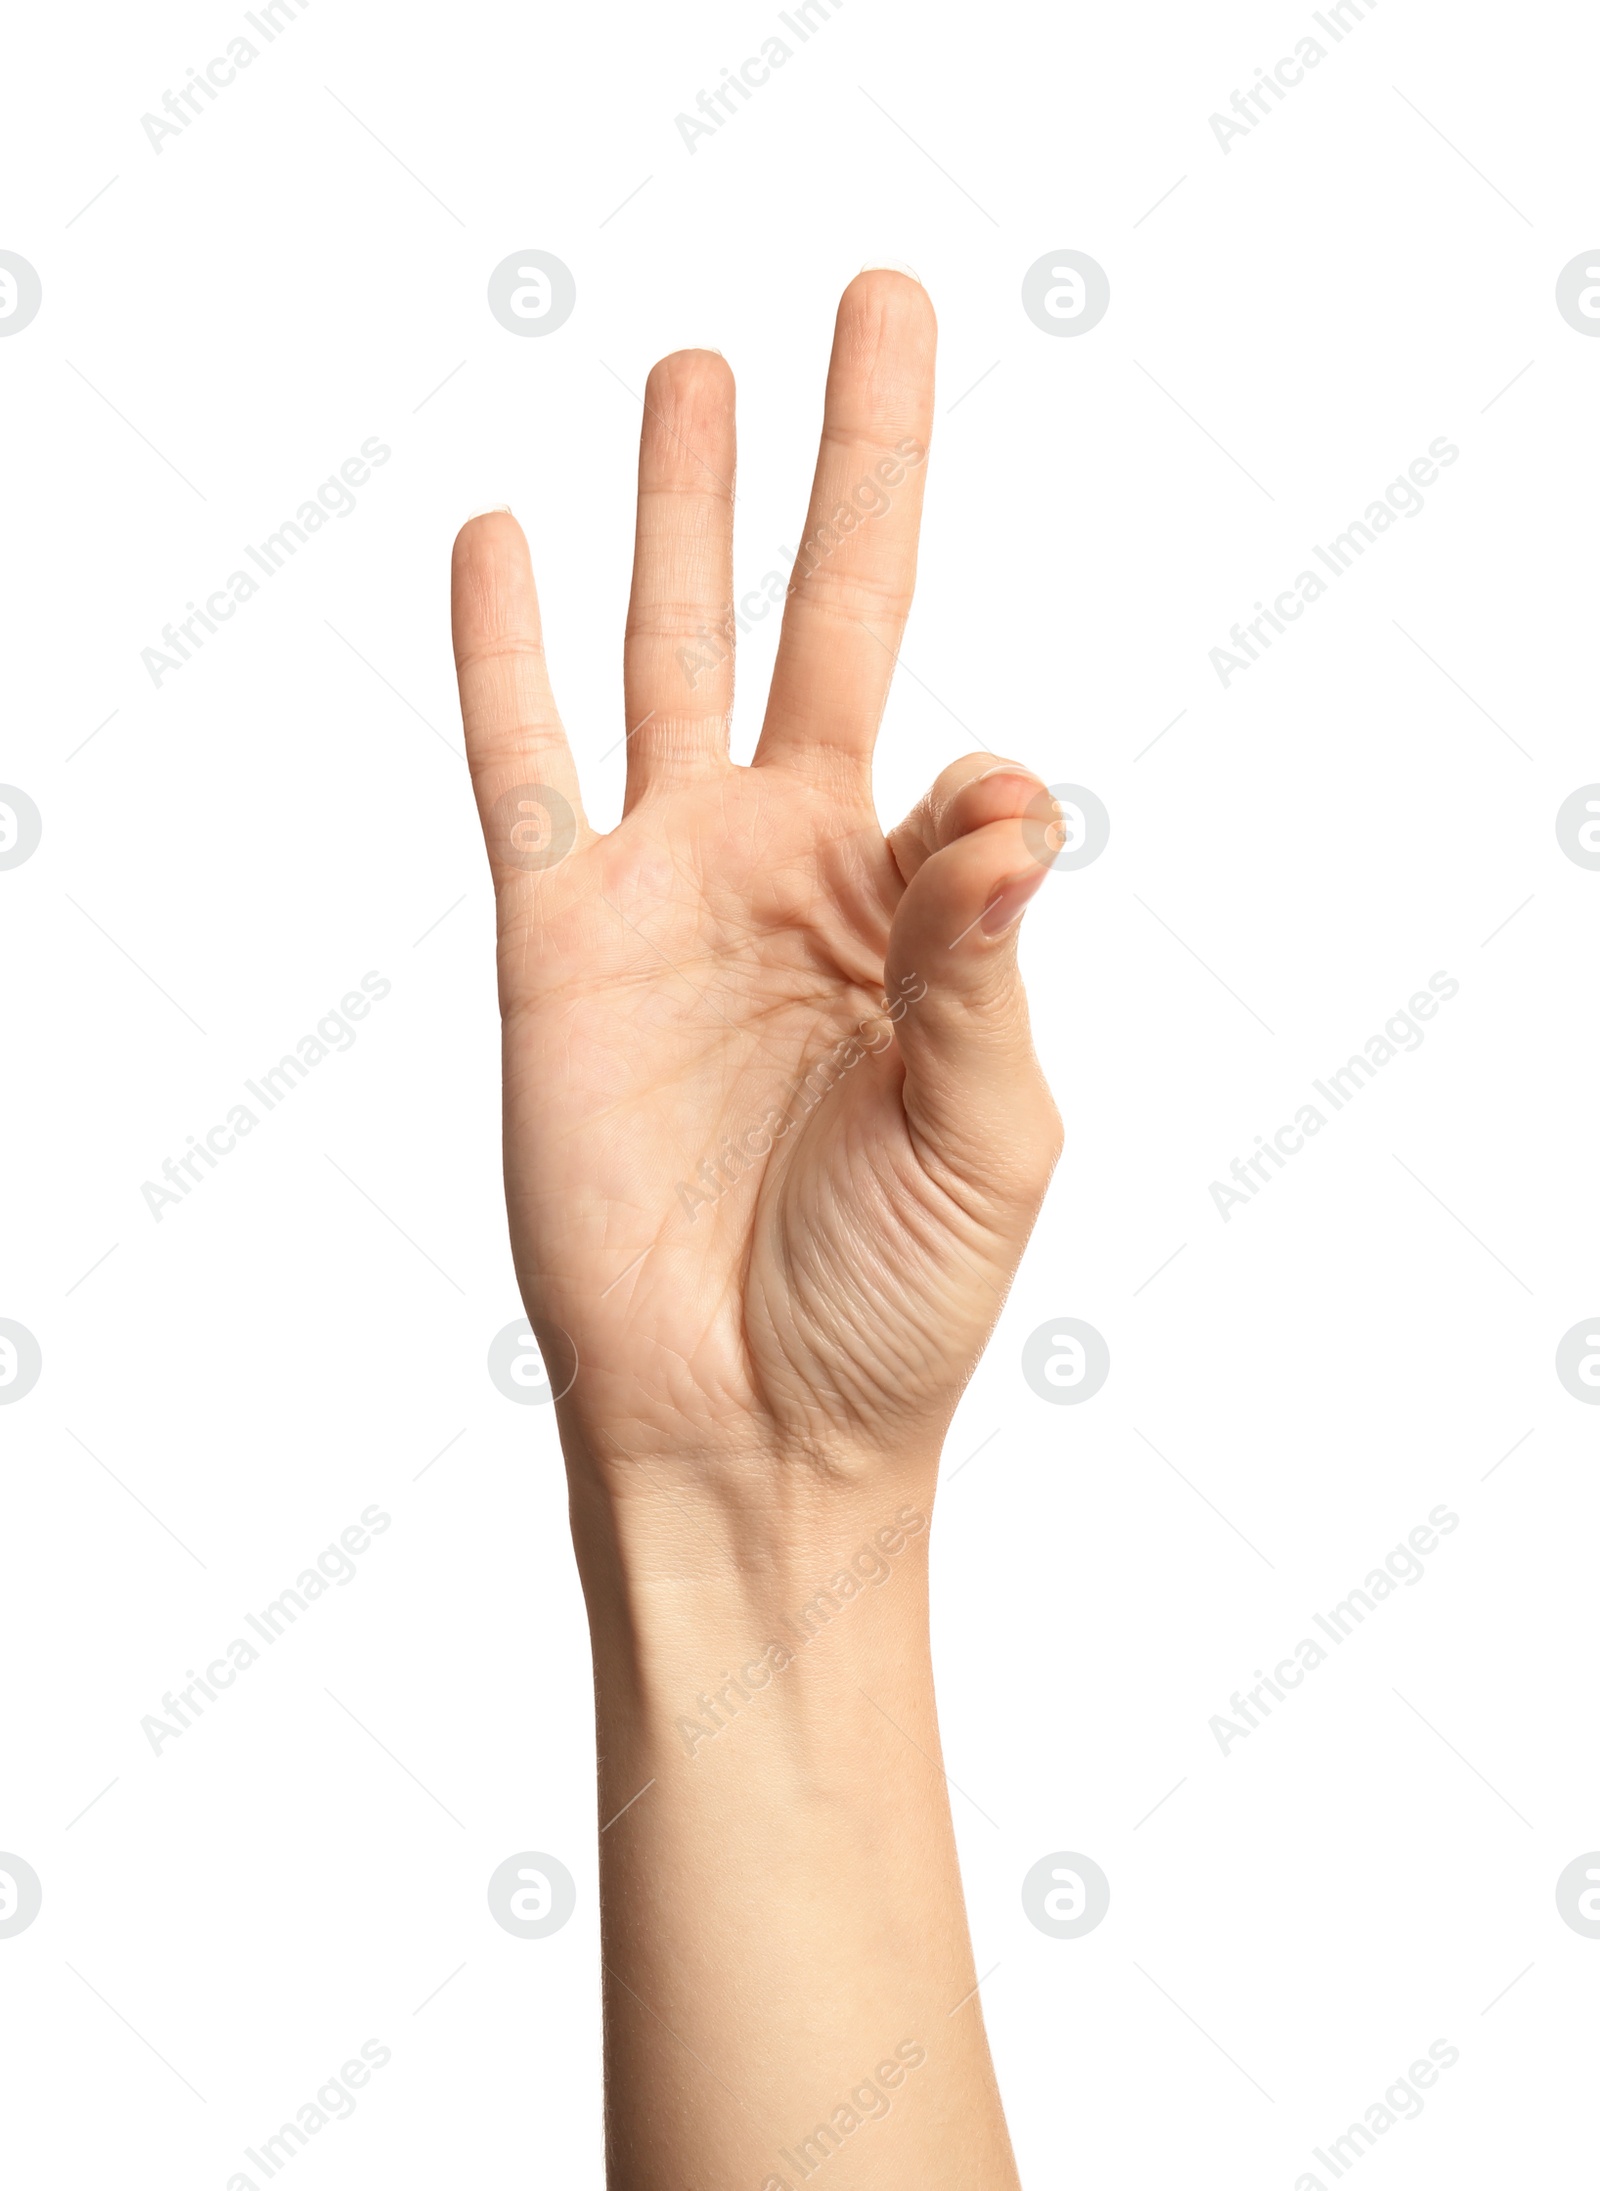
[[622, 349, 738, 809], [754, 271, 936, 782], [451, 511, 590, 876]]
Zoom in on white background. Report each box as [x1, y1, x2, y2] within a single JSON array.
[[2, 1, 1597, 2184]]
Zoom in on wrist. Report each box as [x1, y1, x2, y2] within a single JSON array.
[[566, 1459, 938, 1761], [567, 1447, 936, 1613]]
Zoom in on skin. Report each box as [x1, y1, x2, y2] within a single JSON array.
[[451, 270, 1060, 2189]]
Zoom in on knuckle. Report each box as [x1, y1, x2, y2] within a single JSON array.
[[455, 635, 549, 677]]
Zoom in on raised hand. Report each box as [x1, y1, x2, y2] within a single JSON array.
[[451, 270, 1054, 2191], [450, 271, 1061, 1487]]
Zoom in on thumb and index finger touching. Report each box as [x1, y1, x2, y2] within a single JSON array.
[[449, 272, 1058, 1178]]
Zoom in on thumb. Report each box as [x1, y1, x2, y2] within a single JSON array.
[[882, 789, 1063, 1200]]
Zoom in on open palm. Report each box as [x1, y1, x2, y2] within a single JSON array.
[[451, 273, 1061, 1483]]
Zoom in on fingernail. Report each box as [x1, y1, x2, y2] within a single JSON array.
[[980, 866, 1049, 936], [465, 504, 512, 521], [967, 762, 1041, 793], [859, 262, 921, 282]]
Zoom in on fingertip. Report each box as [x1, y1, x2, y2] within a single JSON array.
[[978, 859, 1051, 937], [892, 815, 1055, 968], [844, 264, 934, 312], [453, 505, 526, 568], [838, 265, 938, 352], [939, 766, 1056, 850], [451, 507, 541, 667], [638, 350, 737, 498], [643, 346, 736, 413]]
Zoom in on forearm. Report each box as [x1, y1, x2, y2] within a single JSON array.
[[568, 1455, 1020, 2191], [452, 273, 1053, 2186]]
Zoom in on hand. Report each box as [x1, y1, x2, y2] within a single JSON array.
[[450, 271, 1062, 1486]]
